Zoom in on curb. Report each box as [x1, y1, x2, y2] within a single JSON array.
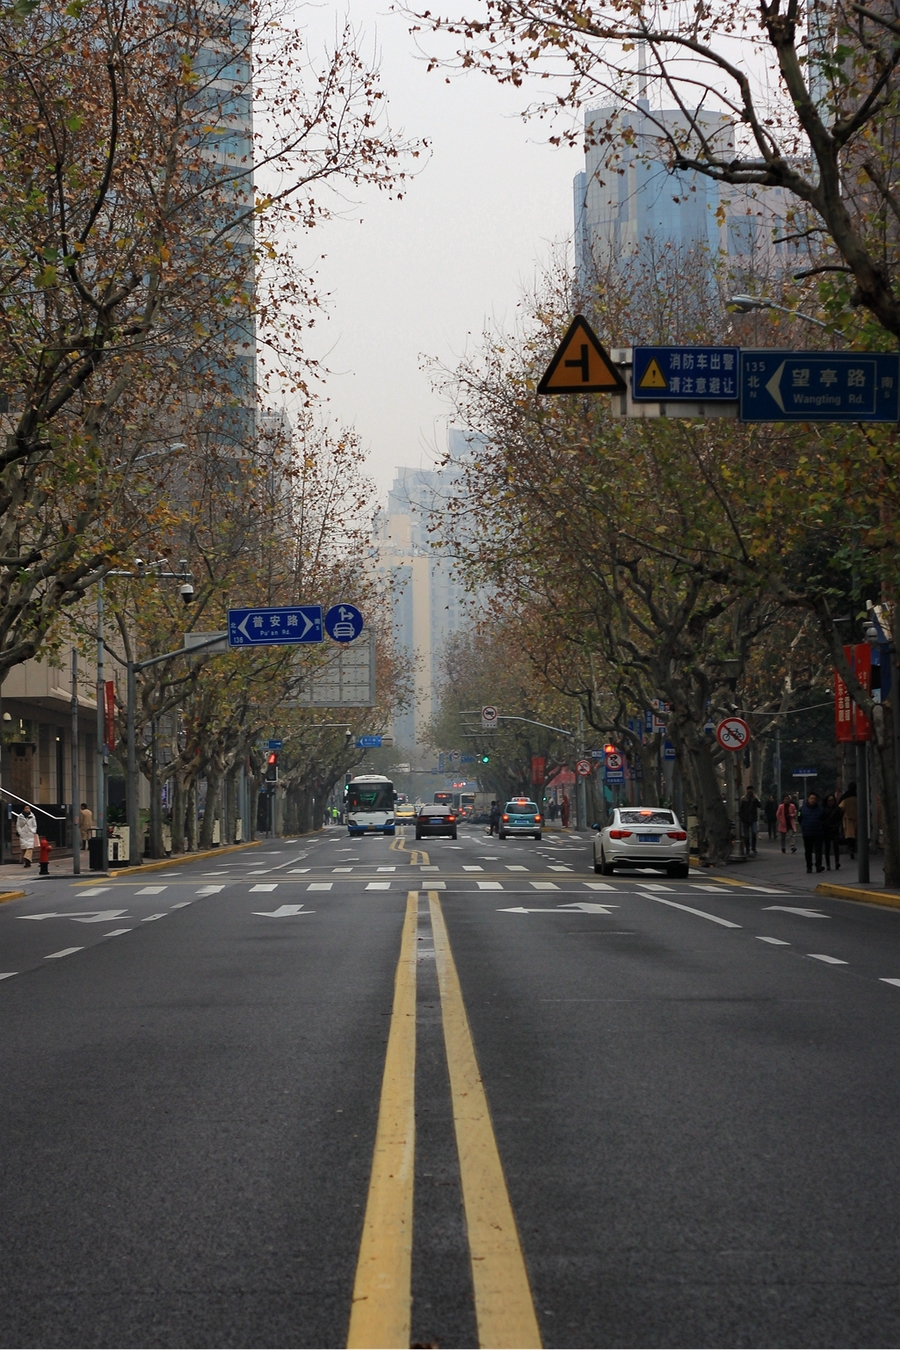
[[0, 889, 27, 904], [75, 839, 261, 884], [815, 881, 900, 911]]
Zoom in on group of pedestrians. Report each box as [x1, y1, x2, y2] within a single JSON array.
[[739, 783, 858, 874]]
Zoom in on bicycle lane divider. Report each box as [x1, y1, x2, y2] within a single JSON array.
[[427, 890, 542, 1349], [347, 889, 418, 1349]]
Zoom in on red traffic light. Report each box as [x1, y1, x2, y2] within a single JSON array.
[[267, 751, 277, 765]]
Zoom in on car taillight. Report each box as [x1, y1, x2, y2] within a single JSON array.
[[608, 829, 632, 839], [667, 830, 687, 840], [534, 814, 541, 823], [448, 815, 456, 822], [502, 814, 509, 822]]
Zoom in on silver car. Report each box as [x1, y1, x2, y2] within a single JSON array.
[[593, 807, 689, 877]]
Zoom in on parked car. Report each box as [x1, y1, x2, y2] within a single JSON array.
[[499, 799, 542, 840], [415, 804, 458, 840], [592, 807, 689, 877]]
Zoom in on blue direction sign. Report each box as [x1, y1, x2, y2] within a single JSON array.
[[741, 350, 900, 422], [605, 767, 625, 785], [325, 602, 364, 643], [633, 346, 739, 401], [460, 754, 475, 763], [356, 735, 382, 749], [268, 739, 283, 751], [228, 606, 323, 647]]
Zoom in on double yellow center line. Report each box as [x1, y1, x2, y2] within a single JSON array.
[[347, 890, 541, 1349]]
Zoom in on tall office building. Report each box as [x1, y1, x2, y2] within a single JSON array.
[[372, 437, 481, 752]]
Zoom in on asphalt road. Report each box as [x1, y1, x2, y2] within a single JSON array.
[[1, 825, 899, 1348]]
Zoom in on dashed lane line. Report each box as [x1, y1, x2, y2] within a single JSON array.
[[756, 936, 790, 945], [807, 953, 848, 965], [347, 890, 418, 1349], [641, 895, 742, 929], [428, 891, 542, 1349], [45, 948, 83, 959]]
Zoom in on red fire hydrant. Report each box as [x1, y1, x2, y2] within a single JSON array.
[[38, 836, 51, 876]]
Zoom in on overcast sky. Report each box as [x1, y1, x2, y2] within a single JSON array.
[[286, 0, 582, 497]]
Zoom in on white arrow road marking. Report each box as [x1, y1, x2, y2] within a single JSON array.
[[253, 905, 313, 917], [807, 953, 848, 965], [880, 978, 900, 988], [764, 906, 829, 918], [45, 948, 83, 959], [765, 360, 786, 412], [18, 910, 130, 924], [142, 913, 167, 922], [250, 883, 278, 892], [643, 896, 741, 928], [558, 902, 620, 913], [103, 929, 132, 937]]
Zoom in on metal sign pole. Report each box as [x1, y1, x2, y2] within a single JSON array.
[[71, 648, 81, 875], [857, 741, 870, 883]]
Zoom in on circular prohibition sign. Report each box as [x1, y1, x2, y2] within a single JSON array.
[[716, 716, 751, 752]]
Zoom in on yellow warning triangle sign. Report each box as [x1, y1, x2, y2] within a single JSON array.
[[638, 357, 668, 391], [537, 316, 626, 395]]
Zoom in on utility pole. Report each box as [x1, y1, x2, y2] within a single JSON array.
[[576, 706, 586, 831], [96, 579, 108, 872], [71, 648, 81, 875]]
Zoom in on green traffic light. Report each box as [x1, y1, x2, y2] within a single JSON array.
[[480, 754, 490, 764]]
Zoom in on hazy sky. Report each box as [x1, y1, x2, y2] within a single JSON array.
[[287, 0, 582, 496]]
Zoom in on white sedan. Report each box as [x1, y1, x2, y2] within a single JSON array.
[[593, 807, 690, 878]]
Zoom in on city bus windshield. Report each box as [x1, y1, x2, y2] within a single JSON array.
[[347, 782, 394, 812]]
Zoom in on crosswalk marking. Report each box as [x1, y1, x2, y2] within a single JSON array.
[[136, 885, 167, 895], [463, 866, 483, 872], [530, 881, 559, 891], [195, 885, 225, 895], [308, 882, 333, 891], [477, 881, 503, 890], [250, 883, 278, 892], [45, 948, 82, 959], [584, 881, 615, 891], [367, 882, 392, 891], [506, 865, 528, 871]]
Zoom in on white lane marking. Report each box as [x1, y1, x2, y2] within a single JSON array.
[[506, 865, 529, 871], [170, 901, 193, 909], [880, 978, 900, 988], [250, 883, 278, 893], [751, 887, 785, 894], [427, 881, 446, 889], [558, 902, 619, 913], [764, 906, 829, 918], [0, 972, 18, 980], [307, 882, 332, 891], [584, 882, 616, 891], [45, 948, 83, 959], [366, 882, 391, 891], [142, 913, 166, 922], [530, 881, 559, 891], [377, 867, 396, 873], [807, 953, 848, 965], [333, 867, 354, 873], [694, 885, 730, 892], [73, 888, 110, 897], [463, 866, 483, 872], [635, 883, 671, 891], [756, 936, 790, 945], [477, 881, 504, 890], [18, 909, 128, 923], [195, 886, 225, 895], [420, 866, 440, 872], [548, 866, 573, 872], [288, 869, 310, 874], [253, 904, 312, 917], [643, 895, 741, 928], [136, 886, 167, 895], [479, 856, 500, 860], [103, 928, 132, 937], [203, 871, 229, 876]]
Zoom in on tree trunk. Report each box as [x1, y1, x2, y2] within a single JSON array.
[[312, 793, 325, 830], [224, 770, 237, 846], [871, 705, 900, 887], [171, 773, 185, 854], [185, 780, 197, 852], [680, 726, 732, 864], [199, 768, 222, 850]]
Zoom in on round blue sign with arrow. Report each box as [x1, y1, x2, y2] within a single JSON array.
[[324, 602, 363, 643]]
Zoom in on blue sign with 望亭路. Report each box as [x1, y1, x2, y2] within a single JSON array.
[[740, 350, 900, 422], [632, 346, 740, 401], [356, 735, 382, 749], [228, 606, 323, 647]]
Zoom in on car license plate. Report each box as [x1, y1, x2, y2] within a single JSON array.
[[429, 818, 442, 824], [638, 833, 660, 843]]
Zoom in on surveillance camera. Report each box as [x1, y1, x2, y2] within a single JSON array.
[[180, 582, 195, 604]]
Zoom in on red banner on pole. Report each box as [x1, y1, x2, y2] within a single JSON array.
[[104, 680, 116, 752], [835, 644, 872, 742], [531, 755, 546, 786]]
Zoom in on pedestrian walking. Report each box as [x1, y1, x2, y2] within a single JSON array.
[[548, 799, 558, 823], [764, 794, 778, 841], [560, 795, 570, 829], [488, 800, 501, 836], [776, 793, 797, 852], [738, 786, 761, 855], [822, 793, 842, 871], [38, 835, 51, 876], [78, 802, 93, 850], [799, 791, 825, 873], [15, 804, 37, 868], [839, 784, 858, 861]]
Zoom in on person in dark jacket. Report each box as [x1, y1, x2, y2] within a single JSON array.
[[764, 795, 778, 840], [488, 801, 501, 835], [822, 793, 842, 871], [738, 786, 761, 854], [799, 792, 825, 873]]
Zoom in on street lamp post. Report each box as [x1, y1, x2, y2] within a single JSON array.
[[726, 294, 831, 332]]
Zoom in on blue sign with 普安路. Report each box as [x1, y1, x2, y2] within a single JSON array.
[[228, 606, 323, 646]]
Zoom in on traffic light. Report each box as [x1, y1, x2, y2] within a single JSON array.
[[265, 751, 278, 783], [480, 753, 490, 764]]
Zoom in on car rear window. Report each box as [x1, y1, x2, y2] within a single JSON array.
[[506, 801, 538, 813], [619, 810, 676, 826], [421, 806, 449, 815]]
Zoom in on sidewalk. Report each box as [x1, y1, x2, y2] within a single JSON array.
[[0, 840, 261, 898], [704, 833, 900, 907]]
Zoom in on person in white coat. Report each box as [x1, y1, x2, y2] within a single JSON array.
[[16, 805, 37, 867]]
